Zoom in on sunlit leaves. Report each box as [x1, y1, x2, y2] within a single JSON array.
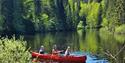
[[101, 17, 108, 27], [42, 13, 50, 30], [87, 2, 100, 27], [115, 25, 125, 34], [79, 1, 100, 28], [79, 2, 88, 16], [68, 0, 74, 12], [42, 0, 50, 6], [0, 37, 31, 63]]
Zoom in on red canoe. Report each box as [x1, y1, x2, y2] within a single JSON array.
[[32, 52, 87, 63]]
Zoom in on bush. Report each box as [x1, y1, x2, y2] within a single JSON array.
[[0, 37, 31, 63], [115, 25, 125, 34]]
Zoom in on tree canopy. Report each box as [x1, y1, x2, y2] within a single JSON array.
[[0, 0, 124, 34]]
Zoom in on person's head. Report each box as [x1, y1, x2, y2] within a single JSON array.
[[41, 45, 44, 48], [53, 45, 57, 49], [67, 46, 70, 49]]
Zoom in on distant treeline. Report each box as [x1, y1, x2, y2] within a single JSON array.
[[0, 0, 125, 34]]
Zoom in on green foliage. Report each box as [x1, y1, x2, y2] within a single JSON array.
[[77, 21, 84, 29], [79, 1, 100, 28], [79, 2, 88, 16], [23, 0, 35, 21], [42, 13, 56, 31], [0, 37, 31, 63], [65, 0, 80, 29], [87, 2, 100, 28], [115, 25, 125, 34], [114, 34, 125, 43], [101, 0, 107, 16], [68, 0, 74, 12], [101, 17, 108, 27], [42, 0, 50, 6], [100, 0, 105, 9], [101, 0, 125, 32]]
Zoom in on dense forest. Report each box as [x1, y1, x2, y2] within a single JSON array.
[[0, 0, 125, 34]]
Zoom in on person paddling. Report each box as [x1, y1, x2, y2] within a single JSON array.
[[32, 45, 45, 62], [64, 46, 70, 56], [39, 45, 45, 54]]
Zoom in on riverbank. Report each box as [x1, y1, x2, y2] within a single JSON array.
[[100, 24, 125, 34]]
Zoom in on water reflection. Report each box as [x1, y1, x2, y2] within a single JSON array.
[[23, 29, 125, 63]]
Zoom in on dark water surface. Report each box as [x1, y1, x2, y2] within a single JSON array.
[[22, 29, 125, 63]]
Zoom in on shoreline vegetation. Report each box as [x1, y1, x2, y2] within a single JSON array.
[[100, 25, 125, 34], [0, 37, 31, 63]]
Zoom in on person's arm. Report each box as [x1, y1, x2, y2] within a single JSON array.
[[64, 49, 68, 56], [39, 48, 42, 53], [52, 49, 55, 54]]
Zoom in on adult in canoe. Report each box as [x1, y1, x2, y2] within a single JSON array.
[[64, 46, 70, 56], [52, 45, 60, 55], [32, 45, 45, 62], [39, 45, 45, 54]]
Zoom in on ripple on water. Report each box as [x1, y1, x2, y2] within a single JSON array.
[[71, 51, 109, 63]]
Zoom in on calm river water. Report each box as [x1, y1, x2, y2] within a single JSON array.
[[22, 29, 125, 63]]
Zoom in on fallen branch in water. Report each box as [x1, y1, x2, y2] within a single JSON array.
[[115, 44, 125, 57], [103, 50, 117, 61], [103, 43, 125, 63]]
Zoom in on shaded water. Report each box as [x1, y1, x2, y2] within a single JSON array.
[[23, 29, 125, 63]]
